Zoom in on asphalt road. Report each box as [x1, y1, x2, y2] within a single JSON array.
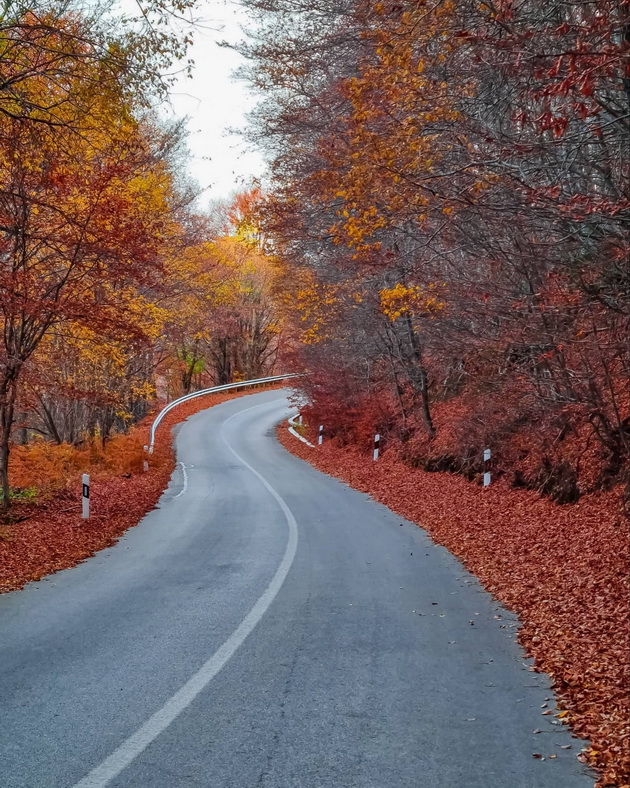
[[0, 389, 593, 788]]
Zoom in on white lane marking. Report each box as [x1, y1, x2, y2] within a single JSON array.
[[288, 414, 314, 447], [172, 462, 188, 499], [74, 398, 297, 788]]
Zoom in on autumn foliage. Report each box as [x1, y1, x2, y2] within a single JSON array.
[[279, 425, 629, 787], [1, 0, 628, 784], [241, 0, 630, 508], [0, 3, 283, 511]]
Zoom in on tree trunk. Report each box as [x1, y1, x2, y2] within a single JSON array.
[[182, 357, 197, 395], [0, 371, 18, 511], [38, 396, 63, 445], [404, 314, 435, 437]]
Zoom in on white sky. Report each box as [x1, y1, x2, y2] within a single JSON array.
[[165, 0, 265, 208]]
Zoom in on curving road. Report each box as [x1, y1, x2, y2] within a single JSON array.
[[0, 389, 593, 787]]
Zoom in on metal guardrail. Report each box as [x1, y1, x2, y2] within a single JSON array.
[[148, 374, 302, 453]]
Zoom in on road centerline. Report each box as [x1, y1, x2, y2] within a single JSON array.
[[73, 399, 298, 788]]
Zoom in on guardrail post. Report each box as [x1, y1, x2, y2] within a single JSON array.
[[82, 473, 90, 519], [483, 448, 491, 487]]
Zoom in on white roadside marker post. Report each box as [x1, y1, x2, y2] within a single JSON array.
[[483, 448, 491, 487], [318, 425, 323, 446], [82, 473, 90, 519], [298, 414, 303, 426], [373, 433, 380, 461], [143, 445, 149, 473]]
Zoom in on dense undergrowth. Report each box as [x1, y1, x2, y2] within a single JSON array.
[[279, 421, 630, 788], [296, 378, 629, 510]]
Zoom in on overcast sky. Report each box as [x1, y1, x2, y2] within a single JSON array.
[[164, 0, 265, 208]]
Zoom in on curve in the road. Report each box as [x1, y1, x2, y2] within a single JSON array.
[[0, 389, 594, 788], [74, 400, 299, 788]]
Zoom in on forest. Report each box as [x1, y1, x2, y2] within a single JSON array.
[[239, 0, 630, 509], [0, 0, 282, 511], [0, 0, 628, 784], [2, 0, 627, 507]]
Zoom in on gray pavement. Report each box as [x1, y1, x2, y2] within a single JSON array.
[[0, 389, 594, 787]]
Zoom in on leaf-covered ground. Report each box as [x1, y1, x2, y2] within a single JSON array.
[[278, 425, 630, 788], [0, 387, 278, 594]]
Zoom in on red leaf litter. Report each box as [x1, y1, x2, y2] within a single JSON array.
[[279, 424, 630, 788], [0, 386, 282, 595]]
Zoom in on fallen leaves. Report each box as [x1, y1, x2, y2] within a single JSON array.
[[279, 424, 630, 787]]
